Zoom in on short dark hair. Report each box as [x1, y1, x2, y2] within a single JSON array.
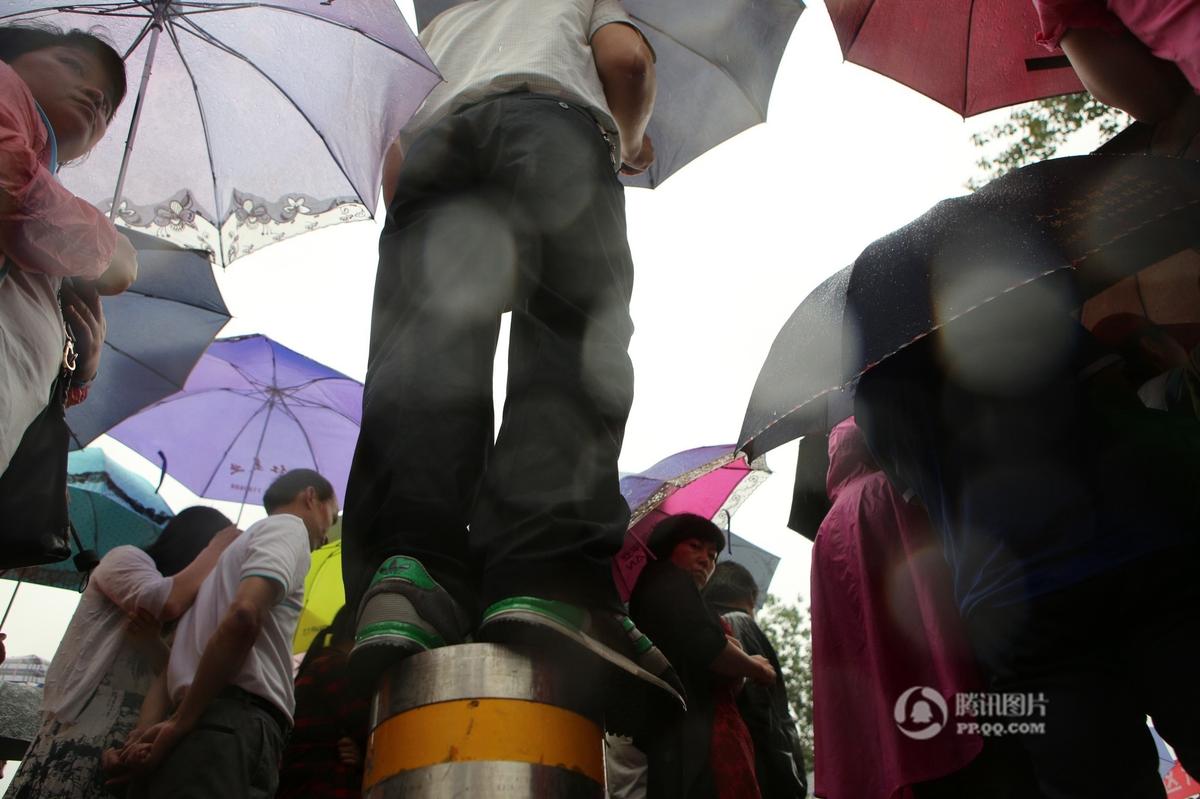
[[297, 604, 355, 678], [702, 561, 759, 608], [0, 25, 127, 118], [143, 506, 231, 577], [262, 468, 334, 513], [646, 513, 726, 561]]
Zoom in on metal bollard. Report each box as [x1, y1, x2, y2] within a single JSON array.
[[362, 643, 607, 798]]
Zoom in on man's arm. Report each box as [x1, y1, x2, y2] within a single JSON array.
[[127, 576, 281, 772], [592, 22, 656, 175], [380, 139, 404, 209], [1059, 27, 1191, 123]]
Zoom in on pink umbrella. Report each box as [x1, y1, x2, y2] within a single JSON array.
[[613, 445, 771, 601]]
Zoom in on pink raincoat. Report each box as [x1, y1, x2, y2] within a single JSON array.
[[810, 418, 983, 799]]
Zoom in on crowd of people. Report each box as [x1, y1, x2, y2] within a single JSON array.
[[0, 0, 1198, 797]]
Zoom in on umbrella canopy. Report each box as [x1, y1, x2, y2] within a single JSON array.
[[613, 444, 772, 601], [739, 153, 1200, 459], [825, 0, 1084, 116], [9, 448, 173, 590], [107, 334, 363, 506], [413, 0, 804, 188], [67, 227, 230, 449], [2, 1, 441, 265]]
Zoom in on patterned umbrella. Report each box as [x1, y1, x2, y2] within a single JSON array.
[[2, 1, 441, 264], [613, 444, 773, 601]]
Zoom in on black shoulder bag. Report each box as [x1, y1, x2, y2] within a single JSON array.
[[0, 316, 74, 569]]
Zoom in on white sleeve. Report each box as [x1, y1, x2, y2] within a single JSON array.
[[91, 546, 172, 618], [240, 516, 309, 602], [590, 0, 655, 59]]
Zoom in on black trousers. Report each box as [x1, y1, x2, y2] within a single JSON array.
[[964, 546, 1200, 799], [342, 93, 635, 618], [137, 690, 288, 799]]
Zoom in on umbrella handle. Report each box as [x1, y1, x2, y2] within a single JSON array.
[[155, 450, 168, 493], [0, 581, 21, 631]]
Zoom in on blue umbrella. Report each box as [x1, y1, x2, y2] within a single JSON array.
[[8, 448, 173, 590], [67, 227, 230, 450]]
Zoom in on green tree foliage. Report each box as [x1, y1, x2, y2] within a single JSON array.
[[758, 593, 814, 770], [968, 93, 1127, 188]]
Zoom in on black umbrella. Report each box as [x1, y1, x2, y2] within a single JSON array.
[[738, 154, 1200, 460], [66, 228, 230, 449], [413, 0, 804, 188]]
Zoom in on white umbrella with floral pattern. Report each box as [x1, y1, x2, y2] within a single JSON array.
[[3, 1, 441, 265]]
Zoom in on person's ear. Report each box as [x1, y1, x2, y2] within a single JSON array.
[[304, 485, 318, 507]]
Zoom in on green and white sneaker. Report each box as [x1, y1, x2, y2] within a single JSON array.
[[350, 556, 471, 686], [477, 596, 685, 709]]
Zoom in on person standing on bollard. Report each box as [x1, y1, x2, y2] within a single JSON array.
[[342, 0, 672, 697]]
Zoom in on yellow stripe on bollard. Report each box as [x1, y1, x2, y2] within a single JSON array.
[[364, 696, 604, 790]]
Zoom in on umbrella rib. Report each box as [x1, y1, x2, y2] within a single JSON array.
[[160, 18, 227, 267], [1, 2, 148, 17], [104, 339, 206, 389], [280, 393, 360, 427], [121, 287, 229, 314], [129, 385, 264, 417], [843, 0, 876, 53], [630, 14, 766, 120], [961, 0, 977, 114], [172, 16, 384, 213], [274, 398, 324, 472], [226, 3, 441, 72], [198, 400, 270, 497]]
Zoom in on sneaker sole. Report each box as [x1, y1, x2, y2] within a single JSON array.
[[350, 581, 463, 686], [478, 609, 685, 709]]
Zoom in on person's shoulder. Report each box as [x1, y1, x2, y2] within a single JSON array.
[[0, 61, 34, 104], [247, 513, 306, 536], [100, 545, 154, 568], [0, 60, 40, 126]]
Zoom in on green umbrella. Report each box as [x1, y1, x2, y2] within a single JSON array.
[[9, 448, 173, 591]]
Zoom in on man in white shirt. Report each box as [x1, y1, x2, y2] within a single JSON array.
[[125, 469, 338, 798], [342, 0, 671, 697]]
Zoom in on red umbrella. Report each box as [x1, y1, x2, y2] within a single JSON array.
[[1164, 761, 1200, 799], [826, 0, 1085, 116]]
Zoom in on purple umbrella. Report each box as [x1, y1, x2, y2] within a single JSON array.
[[3, 1, 441, 265], [108, 334, 362, 506]]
